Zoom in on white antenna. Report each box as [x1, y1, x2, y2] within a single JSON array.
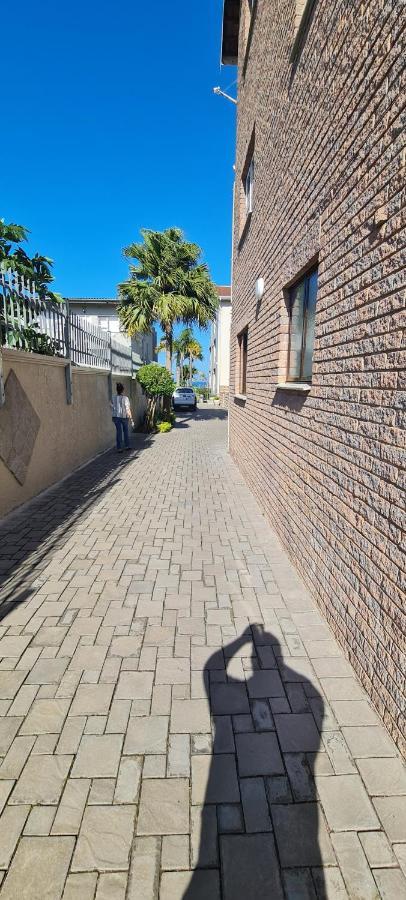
[[213, 86, 237, 104]]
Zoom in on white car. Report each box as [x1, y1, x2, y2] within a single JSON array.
[[172, 387, 197, 411]]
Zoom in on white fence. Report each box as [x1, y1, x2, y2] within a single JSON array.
[[0, 269, 138, 375]]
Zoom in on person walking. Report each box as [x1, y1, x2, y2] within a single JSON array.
[[111, 383, 133, 452]]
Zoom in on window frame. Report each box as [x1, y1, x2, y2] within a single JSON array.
[[286, 266, 318, 384], [236, 327, 248, 397], [244, 157, 254, 216]]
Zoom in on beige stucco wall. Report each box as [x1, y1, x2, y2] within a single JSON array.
[[0, 350, 146, 518]]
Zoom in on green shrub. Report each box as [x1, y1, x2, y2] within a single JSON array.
[[137, 364, 175, 431], [157, 421, 172, 433]]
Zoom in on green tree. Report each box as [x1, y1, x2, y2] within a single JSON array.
[[185, 337, 203, 386], [137, 363, 175, 431], [0, 219, 61, 302], [118, 228, 218, 372], [173, 326, 194, 385]]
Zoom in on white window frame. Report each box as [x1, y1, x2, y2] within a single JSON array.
[[244, 157, 254, 215]]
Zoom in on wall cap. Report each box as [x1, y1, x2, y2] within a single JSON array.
[[2, 349, 68, 367]]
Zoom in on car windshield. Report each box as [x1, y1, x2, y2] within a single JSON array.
[[177, 388, 193, 393]]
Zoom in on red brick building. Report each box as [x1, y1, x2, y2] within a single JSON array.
[[222, 0, 405, 753]]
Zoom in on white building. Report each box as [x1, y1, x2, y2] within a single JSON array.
[[67, 297, 156, 364], [209, 286, 231, 404]]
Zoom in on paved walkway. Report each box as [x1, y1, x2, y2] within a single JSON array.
[[0, 410, 405, 899]]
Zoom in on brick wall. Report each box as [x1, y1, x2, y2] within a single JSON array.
[[229, 0, 405, 753]]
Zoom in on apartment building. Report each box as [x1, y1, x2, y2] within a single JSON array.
[[209, 285, 232, 403], [68, 297, 156, 364], [222, 0, 405, 752]]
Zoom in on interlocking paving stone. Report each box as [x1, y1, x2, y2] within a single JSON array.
[[69, 683, 114, 716], [210, 683, 250, 715], [0, 835, 74, 899], [160, 869, 221, 900], [72, 805, 136, 871], [373, 797, 406, 842], [373, 867, 406, 898], [191, 754, 240, 804], [123, 715, 168, 754], [220, 834, 284, 899], [20, 698, 70, 734], [191, 804, 218, 867], [359, 831, 397, 868], [64, 873, 98, 900], [10, 754, 72, 805], [272, 803, 335, 866], [235, 732, 284, 776], [161, 834, 190, 870], [274, 713, 320, 752], [342, 726, 398, 758], [115, 671, 154, 699], [0, 670, 28, 698], [170, 699, 210, 733], [0, 805, 30, 867], [316, 774, 380, 831], [137, 778, 189, 834], [71, 734, 123, 778], [0, 412, 401, 897], [357, 757, 406, 796], [332, 832, 380, 900]]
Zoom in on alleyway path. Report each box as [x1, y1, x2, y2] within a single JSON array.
[[0, 410, 405, 899]]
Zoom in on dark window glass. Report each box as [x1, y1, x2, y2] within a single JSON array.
[[238, 329, 248, 394], [287, 268, 318, 382]]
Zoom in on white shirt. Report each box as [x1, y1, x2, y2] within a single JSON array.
[[112, 394, 132, 418]]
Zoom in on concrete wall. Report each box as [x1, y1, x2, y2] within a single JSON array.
[[210, 301, 232, 404], [228, 1, 405, 752], [219, 302, 232, 401], [0, 349, 146, 518]]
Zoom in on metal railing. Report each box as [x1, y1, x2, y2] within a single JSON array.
[[0, 269, 139, 376]]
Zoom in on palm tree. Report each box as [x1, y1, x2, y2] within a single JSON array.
[[185, 337, 203, 386], [117, 228, 218, 372], [173, 327, 194, 385]]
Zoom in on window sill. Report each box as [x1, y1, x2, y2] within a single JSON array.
[[234, 393, 247, 402], [276, 382, 311, 393]]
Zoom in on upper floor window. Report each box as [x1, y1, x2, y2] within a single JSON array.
[[287, 267, 318, 382], [237, 327, 248, 395], [244, 157, 254, 215]]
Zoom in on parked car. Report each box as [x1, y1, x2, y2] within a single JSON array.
[[172, 387, 197, 411]]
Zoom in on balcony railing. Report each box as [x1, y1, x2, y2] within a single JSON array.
[[0, 269, 140, 375]]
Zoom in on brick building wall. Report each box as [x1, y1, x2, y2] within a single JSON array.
[[227, 0, 405, 753]]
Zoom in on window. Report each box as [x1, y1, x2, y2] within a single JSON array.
[[99, 317, 109, 331], [237, 328, 248, 395], [243, 0, 257, 58], [244, 157, 254, 215], [287, 267, 318, 382]]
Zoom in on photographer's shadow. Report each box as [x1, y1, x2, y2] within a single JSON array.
[[183, 624, 333, 900]]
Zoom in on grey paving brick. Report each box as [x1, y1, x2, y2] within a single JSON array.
[[72, 804, 136, 871], [316, 774, 380, 831], [332, 832, 380, 900], [220, 834, 284, 899], [137, 778, 189, 835], [10, 754, 72, 805], [235, 731, 284, 776], [0, 836, 75, 900], [124, 715, 168, 755]]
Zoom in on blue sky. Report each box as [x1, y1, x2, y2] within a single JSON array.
[[1, 0, 236, 375]]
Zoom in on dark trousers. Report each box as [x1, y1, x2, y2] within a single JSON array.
[[113, 416, 130, 449]]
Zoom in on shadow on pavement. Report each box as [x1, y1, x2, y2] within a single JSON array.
[[173, 408, 228, 429], [0, 431, 154, 613], [183, 624, 326, 900]]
